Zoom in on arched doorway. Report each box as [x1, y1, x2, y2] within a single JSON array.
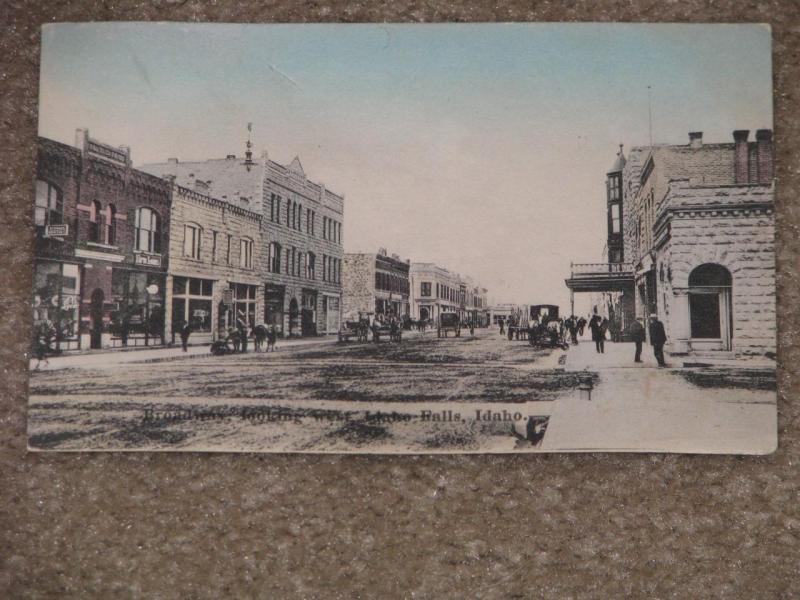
[[90, 288, 104, 349], [688, 264, 732, 350], [288, 298, 299, 337]]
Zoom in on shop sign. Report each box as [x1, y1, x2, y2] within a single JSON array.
[[222, 289, 233, 306], [45, 224, 69, 238], [134, 252, 162, 267]]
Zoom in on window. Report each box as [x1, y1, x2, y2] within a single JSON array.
[[211, 231, 219, 263], [270, 194, 282, 223], [135, 207, 161, 253], [35, 180, 62, 227], [306, 252, 316, 279], [171, 276, 213, 334], [286, 200, 292, 227], [226, 234, 232, 265], [610, 203, 621, 234], [105, 204, 116, 245], [306, 208, 312, 234], [323, 217, 328, 240], [183, 223, 202, 260], [269, 242, 282, 274], [89, 200, 102, 243], [421, 282, 432, 297], [240, 237, 253, 269]]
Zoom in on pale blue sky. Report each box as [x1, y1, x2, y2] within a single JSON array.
[[39, 23, 772, 310]]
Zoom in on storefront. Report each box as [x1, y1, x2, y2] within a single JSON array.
[[109, 269, 166, 347], [301, 289, 318, 336], [323, 294, 340, 334], [171, 276, 214, 344], [32, 261, 81, 352], [222, 282, 257, 331], [264, 285, 285, 335]]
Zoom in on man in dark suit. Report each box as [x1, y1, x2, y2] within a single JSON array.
[[648, 314, 667, 367], [629, 317, 646, 363]]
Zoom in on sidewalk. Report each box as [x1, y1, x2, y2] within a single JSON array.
[[564, 340, 661, 371], [550, 340, 776, 454], [29, 335, 339, 372]]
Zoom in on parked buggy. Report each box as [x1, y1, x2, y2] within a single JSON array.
[[339, 319, 369, 343], [528, 318, 570, 350], [437, 313, 461, 338]]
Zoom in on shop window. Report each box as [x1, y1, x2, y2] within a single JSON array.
[[32, 262, 80, 350], [35, 180, 62, 227], [171, 276, 213, 334]]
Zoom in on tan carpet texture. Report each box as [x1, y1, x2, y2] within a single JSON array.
[[1, 2, 798, 598]]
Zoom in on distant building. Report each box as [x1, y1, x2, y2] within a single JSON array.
[[488, 303, 521, 326], [567, 129, 775, 358], [342, 249, 410, 321], [142, 137, 344, 337], [410, 263, 488, 325], [33, 130, 171, 351]]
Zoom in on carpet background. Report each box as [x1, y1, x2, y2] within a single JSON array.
[[1, 2, 798, 598]]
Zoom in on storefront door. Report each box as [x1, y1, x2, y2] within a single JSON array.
[[90, 288, 104, 349]]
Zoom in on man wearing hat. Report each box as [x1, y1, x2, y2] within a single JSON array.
[[648, 313, 667, 367], [629, 316, 646, 363]]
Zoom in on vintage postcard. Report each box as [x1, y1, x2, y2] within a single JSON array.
[[27, 23, 777, 453]]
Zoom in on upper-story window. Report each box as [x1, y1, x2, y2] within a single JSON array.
[[135, 207, 161, 253], [105, 204, 116, 245], [183, 222, 202, 260], [89, 200, 102, 243], [306, 252, 316, 279], [270, 194, 282, 223], [610, 203, 621, 234], [35, 180, 62, 227], [240, 237, 254, 269], [268, 242, 282, 274], [421, 282, 432, 297]]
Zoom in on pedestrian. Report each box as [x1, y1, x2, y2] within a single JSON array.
[[499, 318, 505, 335], [229, 327, 241, 353], [253, 324, 268, 352], [568, 316, 578, 345], [577, 316, 587, 337], [588, 313, 604, 354], [469, 320, 475, 336], [648, 314, 668, 367], [267, 325, 277, 351], [371, 318, 381, 343], [180, 319, 192, 352], [236, 317, 248, 353], [629, 317, 646, 363]]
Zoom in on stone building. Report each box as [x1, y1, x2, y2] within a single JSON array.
[[567, 129, 775, 359], [342, 249, 410, 322], [33, 130, 171, 351], [163, 183, 266, 345], [142, 138, 344, 337]]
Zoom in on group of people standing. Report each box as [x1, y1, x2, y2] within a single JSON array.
[[178, 317, 278, 353]]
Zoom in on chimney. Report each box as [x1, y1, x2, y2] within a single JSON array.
[[167, 157, 179, 164], [74, 128, 89, 154], [755, 129, 773, 183], [733, 130, 750, 184], [688, 131, 703, 149]]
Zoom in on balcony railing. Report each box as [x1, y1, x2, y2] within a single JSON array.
[[570, 262, 634, 276]]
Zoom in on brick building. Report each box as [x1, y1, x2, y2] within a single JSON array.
[[33, 130, 171, 351], [342, 249, 410, 321], [567, 129, 775, 359], [142, 142, 344, 337], [163, 183, 266, 345]]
